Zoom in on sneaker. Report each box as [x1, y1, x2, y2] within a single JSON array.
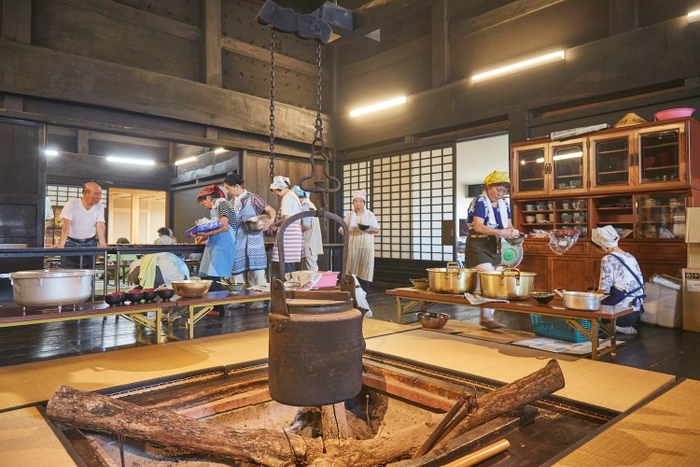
[[250, 301, 266, 309], [226, 303, 244, 310], [616, 326, 637, 335], [364, 309, 373, 318]]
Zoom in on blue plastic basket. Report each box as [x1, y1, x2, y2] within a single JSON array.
[[530, 315, 594, 343]]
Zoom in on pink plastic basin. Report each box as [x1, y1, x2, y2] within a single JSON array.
[[314, 271, 339, 288], [654, 108, 695, 121]]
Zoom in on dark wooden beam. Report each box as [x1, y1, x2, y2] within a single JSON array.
[[332, 0, 440, 47], [221, 36, 328, 80], [0, 40, 334, 146], [508, 110, 529, 144], [335, 16, 700, 151], [2, 0, 31, 43], [449, 0, 565, 40], [203, 0, 222, 87], [77, 129, 89, 154], [431, 0, 450, 87], [609, 0, 639, 36], [0, 106, 312, 158], [340, 36, 430, 81], [50, 0, 201, 41], [3, 95, 23, 111]]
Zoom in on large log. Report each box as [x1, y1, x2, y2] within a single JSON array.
[[46, 385, 323, 467]]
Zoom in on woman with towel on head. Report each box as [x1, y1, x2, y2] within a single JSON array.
[[465, 171, 520, 330], [195, 184, 236, 316], [339, 189, 380, 296], [269, 175, 303, 280], [591, 225, 646, 335]]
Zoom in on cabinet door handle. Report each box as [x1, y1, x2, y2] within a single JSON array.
[[629, 153, 635, 167]]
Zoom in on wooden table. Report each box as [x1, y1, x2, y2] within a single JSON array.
[[386, 287, 634, 360], [0, 301, 164, 345], [165, 290, 271, 340]]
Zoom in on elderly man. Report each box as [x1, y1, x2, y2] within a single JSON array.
[[52, 182, 108, 269]]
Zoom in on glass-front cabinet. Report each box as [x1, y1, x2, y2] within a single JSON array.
[[513, 143, 547, 196], [550, 140, 587, 194], [512, 138, 588, 196], [588, 122, 687, 192]]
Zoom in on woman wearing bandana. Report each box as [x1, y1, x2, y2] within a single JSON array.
[[269, 175, 303, 280], [465, 171, 520, 330], [195, 184, 236, 315], [592, 225, 645, 335], [223, 174, 275, 303]]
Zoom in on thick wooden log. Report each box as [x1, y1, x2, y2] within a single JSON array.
[[439, 359, 565, 446], [46, 385, 323, 467], [321, 403, 348, 441]]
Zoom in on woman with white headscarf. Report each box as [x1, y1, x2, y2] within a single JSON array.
[[292, 186, 323, 271], [465, 170, 520, 330], [339, 189, 380, 295], [592, 225, 646, 335], [269, 175, 303, 280]]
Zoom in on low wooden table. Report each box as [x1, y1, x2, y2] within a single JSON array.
[[386, 287, 634, 360], [165, 290, 271, 340], [0, 301, 164, 345]]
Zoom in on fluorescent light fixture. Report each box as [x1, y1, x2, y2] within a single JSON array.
[[471, 50, 565, 83], [106, 156, 155, 166], [520, 157, 545, 165], [45, 149, 59, 156], [689, 9, 700, 22], [174, 156, 197, 166], [552, 151, 583, 161], [350, 96, 407, 117], [214, 148, 227, 154]]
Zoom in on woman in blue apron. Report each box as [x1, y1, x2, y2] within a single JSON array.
[[592, 225, 646, 335], [196, 184, 236, 316], [465, 171, 521, 330]]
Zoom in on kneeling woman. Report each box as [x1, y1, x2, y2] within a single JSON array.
[[196, 184, 236, 316], [592, 225, 645, 335]]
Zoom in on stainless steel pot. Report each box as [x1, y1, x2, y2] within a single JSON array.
[[0, 269, 99, 307], [555, 289, 607, 311], [426, 262, 477, 294], [479, 267, 536, 300]]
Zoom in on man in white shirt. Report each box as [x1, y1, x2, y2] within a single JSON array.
[[52, 182, 108, 269]]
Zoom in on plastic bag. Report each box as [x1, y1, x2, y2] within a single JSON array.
[[548, 229, 580, 255]]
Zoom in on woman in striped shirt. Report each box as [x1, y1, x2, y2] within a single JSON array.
[[269, 176, 303, 281]]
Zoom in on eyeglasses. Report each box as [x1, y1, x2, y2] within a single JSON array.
[[492, 187, 509, 195]]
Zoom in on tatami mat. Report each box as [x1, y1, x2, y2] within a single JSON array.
[[553, 379, 700, 466], [365, 329, 676, 413], [0, 407, 77, 467]]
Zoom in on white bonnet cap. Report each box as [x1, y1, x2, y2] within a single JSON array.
[[353, 190, 367, 202], [269, 175, 290, 191], [592, 225, 619, 248]]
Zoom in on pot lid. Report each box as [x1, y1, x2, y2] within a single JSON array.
[[7, 269, 99, 279]]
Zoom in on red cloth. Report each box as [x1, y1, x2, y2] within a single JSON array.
[[198, 184, 226, 199]]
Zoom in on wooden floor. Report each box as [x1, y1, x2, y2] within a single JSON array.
[[1, 286, 700, 381]]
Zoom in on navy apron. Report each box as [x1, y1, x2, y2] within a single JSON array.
[[600, 254, 646, 312]]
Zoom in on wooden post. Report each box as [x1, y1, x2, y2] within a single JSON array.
[[203, 0, 222, 87]]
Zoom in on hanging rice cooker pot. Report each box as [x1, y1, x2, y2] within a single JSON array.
[[0, 269, 99, 307], [426, 262, 477, 294], [479, 267, 536, 300]]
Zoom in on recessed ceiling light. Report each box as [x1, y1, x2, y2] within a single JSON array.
[[471, 50, 565, 83], [174, 157, 197, 166], [106, 156, 155, 166], [350, 96, 407, 117]]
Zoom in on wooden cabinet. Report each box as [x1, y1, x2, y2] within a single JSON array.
[[510, 118, 700, 292], [512, 118, 700, 198]]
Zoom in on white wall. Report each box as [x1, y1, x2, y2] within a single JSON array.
[[455, 134, 510, 230]]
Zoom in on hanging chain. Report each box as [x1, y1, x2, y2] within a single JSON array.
[[313, 40, 324, 151], [269, 29, 276, 185]]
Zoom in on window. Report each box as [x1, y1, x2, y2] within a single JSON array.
[[342, 145, 454, 261]]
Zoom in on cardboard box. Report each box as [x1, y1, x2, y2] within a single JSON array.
[[641, 282, 682, 328], [685, 207, 700, 243], [689, 243, 700, 268]]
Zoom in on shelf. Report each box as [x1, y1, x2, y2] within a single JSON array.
[[642, 165, 679, 171], [597, 206, 632, 210], [554, 174, 583, 179], [641, 142, 679, 150], [597, 170, 628, 175], [521, 177, 544, 182]]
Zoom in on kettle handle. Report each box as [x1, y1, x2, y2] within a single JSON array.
[[272, 208, 350, 318]]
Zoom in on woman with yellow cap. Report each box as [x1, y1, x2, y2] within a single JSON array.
[[466, 170, 520, 329]]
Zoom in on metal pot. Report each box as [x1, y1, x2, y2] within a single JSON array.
[[0, 269, 99, 307], [426, 262, 477, 294], [244, 214, 271, 231], [555, 289, 607, 311], [479, 267, 536, 300]]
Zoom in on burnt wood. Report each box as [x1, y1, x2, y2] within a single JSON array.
[[0, 41, 334, 145], [509, 111, 530, 144], [112, 0, 202, 28]]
